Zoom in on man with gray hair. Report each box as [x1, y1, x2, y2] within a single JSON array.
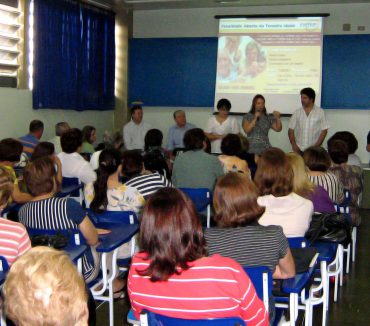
[[49, 122, 70, 154], [166, 110, 195, 151]]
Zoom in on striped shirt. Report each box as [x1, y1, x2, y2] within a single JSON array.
[[18, 134, 39, 158], [128, 253, 268, 325], [205, 225, 288, 273], [288, 105, 330, 151], [309, 173, 344, 204], [18, 197, 98, 282], [0, 218, 31, 265], [125, 173, 172, 200]]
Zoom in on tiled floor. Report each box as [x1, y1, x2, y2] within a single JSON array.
[[96, 209, 370, 326]]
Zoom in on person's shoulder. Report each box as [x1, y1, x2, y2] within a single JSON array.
[[0, 218, 27, 232], [186, 122, 196, 129], [205, 254, 244, 273], [123, 120, 134, 129]]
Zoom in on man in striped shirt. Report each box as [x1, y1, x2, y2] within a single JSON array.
[[18, 120, 44, 158], [288, 88, 329, 154]]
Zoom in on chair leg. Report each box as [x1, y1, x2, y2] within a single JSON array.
[[352, 227, 357, 263], [345, 244, 351, 274], [109, 280, 114, 326]]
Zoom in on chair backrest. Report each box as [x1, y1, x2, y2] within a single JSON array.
[[140, 310, 245, 326], [0, 256, 9, 287], [61, 177, 84, 205], [243, 266, 272, 311], [87, 210, 139, 227], [179, 188, 211, 212], [288, 237, 308, 248]]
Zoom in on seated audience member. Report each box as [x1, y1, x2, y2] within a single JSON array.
[[90, 130, 123, 170], [18, 157, 100, 283], [128, 188, 268, 325], [0, 138, 32, 203], [327, 138, 363, 226], [18, 120, 44, 158], [205, 98, 239, 153], [3, 247, 89, 326], [238, 135, 257, 178], [329, 131, 361, 166], [58, 128, 96, 184], [166, 110, 196, 151], [122, 150, 172, 200], [81, 125, 97, 154], [143, 129, 171, 178], [123, 105, 151, 150], [303, 146, 344, 203], [172, 128, 224, 190], [48, 122, 70, 154], [255, 148, 313, 237], [0, 168, 31, 265], [31, 141, 62, 188], [205, 172, 295, 279], [218, 133, 250, 174], [287, 152, 335, 213], [85, 149, 145, 214]]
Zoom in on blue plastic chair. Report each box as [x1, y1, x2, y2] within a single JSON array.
[[59, 177, 84, 205], [179, 188, 212, 228], [26, 227, 87, 274], [243, 266, 272, 311], [87, 210, 139, 267], [139, 310, 245, 325]]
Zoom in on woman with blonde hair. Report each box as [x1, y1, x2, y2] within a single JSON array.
[[286, 152, 335, 213], [3, 246, 88, 326]]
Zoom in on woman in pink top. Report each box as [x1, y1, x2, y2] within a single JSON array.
[[0, 167, 31, 265], [255, 148, 313, 237], [128, 188, 268, 325]]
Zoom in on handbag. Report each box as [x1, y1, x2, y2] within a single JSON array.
[[305, 213, 351, 246], [31, 232, 70, 250]]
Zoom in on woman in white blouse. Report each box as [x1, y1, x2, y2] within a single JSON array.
[[255, 147, 313, 237], [205, 98, 239, 153]]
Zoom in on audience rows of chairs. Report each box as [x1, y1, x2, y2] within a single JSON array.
[[0, 125, 364, 326]]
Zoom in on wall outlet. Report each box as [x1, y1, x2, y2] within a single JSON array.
[[343, 23, 351, 31]]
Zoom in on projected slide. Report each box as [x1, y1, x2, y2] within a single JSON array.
[[215, 17, 323, 114]]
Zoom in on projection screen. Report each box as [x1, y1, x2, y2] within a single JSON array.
[[214, 17, 323, 114]]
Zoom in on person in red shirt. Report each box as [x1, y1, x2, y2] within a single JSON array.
[[0, 167, 31, 265], [128, 188, 268, 325]]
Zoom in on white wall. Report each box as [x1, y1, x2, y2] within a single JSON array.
[[134, 3, 370, 163], [133, 3, 370, 37], [0, 88, 114, 143]]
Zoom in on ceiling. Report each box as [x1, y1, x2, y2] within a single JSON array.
[[92, 0, 370, 11]]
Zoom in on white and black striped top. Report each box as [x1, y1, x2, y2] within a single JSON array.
[[205, 224, 289, 273], [125, 172, 172, 199], [309, 172, 344, 204], [18, 197, 98, 282]]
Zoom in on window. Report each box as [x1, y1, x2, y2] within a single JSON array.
[[0, 0, 21, 87]]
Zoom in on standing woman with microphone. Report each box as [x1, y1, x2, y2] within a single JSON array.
[[242, 94, 282, 155]]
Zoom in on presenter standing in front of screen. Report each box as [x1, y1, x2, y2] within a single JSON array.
[[288, 88, 330, 154], [205, 98, 239, 153], [242, 94, 282, 155]]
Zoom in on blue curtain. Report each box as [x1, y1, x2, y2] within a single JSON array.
[[33, 0, 115, 111]]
